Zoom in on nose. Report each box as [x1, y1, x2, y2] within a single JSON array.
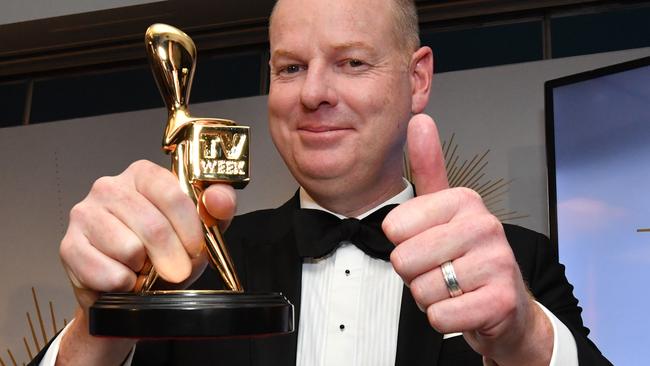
[[300, 63, 338, 110]]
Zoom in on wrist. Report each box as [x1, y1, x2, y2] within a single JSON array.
[[56, 307, 136, 366], [491, 298, 553, 366]]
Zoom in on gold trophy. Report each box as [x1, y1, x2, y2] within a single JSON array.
[[88, 24, 293, 338]]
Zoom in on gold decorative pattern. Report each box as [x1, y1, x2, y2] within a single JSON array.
[[1, 288, 68, 365], [404, 133, 528, 222]]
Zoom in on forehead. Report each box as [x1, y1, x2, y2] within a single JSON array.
[[270, 0, 397, 50]]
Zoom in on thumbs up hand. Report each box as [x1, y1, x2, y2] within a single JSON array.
[[382, 114, 553, 366]]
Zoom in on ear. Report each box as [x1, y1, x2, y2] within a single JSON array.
[[409, 46, 434, 114]]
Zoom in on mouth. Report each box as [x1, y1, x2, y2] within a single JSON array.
[[298, 124, 351, 133], [296, 124, 354, 145]]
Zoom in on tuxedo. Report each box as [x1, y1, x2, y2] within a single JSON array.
[[29, 193, 611, 365], [128, 193, 610, 366]]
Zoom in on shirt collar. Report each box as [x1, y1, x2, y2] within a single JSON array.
[[299, 178, 414, 220]]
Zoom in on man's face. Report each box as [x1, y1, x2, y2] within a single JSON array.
[[268, 0, 416, 205]]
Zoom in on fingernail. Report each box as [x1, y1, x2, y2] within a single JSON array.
[[201, 190, 208, 207], [192, 245, 205, 259], [416, 301, 425, 312]]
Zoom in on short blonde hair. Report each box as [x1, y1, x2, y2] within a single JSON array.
[[269, 0, 420, 53], [391, 0, 421, 52]]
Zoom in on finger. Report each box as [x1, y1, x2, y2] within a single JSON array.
[[426, 281, 516, 335], [93, 176, 192, 284], [425, 289, 488, 334], [150, 251, 210, 291], [390, 213, 502, 280], [201, 184, 236, 231], [390, 220, 471, 282], [60, 227, 136, 294], [383, 187, 485, 244], [407, 114, 448, 196], [407, 256, 484, 308], [132, 162, 205, 259], [79, 205, 147, 272]]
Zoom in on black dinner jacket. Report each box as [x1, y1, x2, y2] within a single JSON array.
[[130, 193, 611, 365], [29, 193, 611, 365]]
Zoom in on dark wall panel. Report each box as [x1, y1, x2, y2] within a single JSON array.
[[28, 52, 262, 124], [30, 67, 162, 124], [421, 21, 543, 73], [552, 6, 650, 58], [0, 82, 27, 127], [191, 53, 262, 103]]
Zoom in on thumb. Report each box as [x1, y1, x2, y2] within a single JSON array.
[[407, 114, 449, 195], [200, 184, 236, 231]]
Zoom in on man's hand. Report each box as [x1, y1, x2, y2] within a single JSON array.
[[382, 115, 553, 366], [56, 159, 236, 365]]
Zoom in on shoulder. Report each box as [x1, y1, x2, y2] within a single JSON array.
[[225, 193, 299, 243], [502, 223, 553, 257], [502, 223, 548, 245]]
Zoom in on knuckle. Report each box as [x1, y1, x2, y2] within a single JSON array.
[[59, 235, 75, 262], [478, 215, 504, 241], [91, 176, 118, 197], [455, 187, 482, 205], [409, 276, 427, 303], [500, 288, 518, 319], [132, 159, 170, 182], [165, 186, 192, 209], [382, 220, 398, 243], [389, 247, 407, 276], [426, 305, 443, 332], [485, 247, 515, 281], [105, 269, 134, 291], [142, 218, 174, 247], [68, 202, 89, 223], [490, 285, 517, 320], [128, 159, 156, 173], [121, 240, 147, 271]]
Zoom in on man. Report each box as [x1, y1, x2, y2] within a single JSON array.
[[34, 0, 610, 364]]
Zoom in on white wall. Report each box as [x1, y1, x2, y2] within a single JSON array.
[[0, 0, 160, 25], [1, 46, 649, 363]]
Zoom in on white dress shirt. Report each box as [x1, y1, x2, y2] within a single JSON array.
[[295, 182, 578, 366], [41, 181, 578, 366]]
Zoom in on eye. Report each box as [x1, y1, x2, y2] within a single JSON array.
[[275, 64, 306, 76], [285, 64, 302, 74], [348, 59, 364, 67]]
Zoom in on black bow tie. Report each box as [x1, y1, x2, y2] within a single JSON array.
[[293, 204, 398, 261]]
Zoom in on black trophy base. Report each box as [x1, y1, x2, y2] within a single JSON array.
[[89, 291, 294, 339]]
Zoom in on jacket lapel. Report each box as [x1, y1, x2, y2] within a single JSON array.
[[246, 192, 445, 366], [245, 194, 303, 366], [395, 285, 442, 366]]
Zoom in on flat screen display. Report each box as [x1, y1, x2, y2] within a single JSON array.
[[546, 56, 650, 365]]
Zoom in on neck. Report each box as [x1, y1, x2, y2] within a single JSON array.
[[305, 174, 407, 217]]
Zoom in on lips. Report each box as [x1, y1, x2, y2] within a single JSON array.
[[299, 124, 349, 133], [297, 123, 354, 145]]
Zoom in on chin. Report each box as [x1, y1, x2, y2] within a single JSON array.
[[297, 163, 347, 181]]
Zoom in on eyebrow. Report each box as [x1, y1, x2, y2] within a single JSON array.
[[271, 41, 377, 60], [270, 49, 300, 60], [330, 41, 375, 53]]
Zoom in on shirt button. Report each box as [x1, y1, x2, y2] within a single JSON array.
[[345, 269, 350, 276], [339, 324, 345, 331]]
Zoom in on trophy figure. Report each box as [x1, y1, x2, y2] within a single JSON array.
[[88, 24, 294, 338]]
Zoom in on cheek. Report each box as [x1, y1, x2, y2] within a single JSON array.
[[268, 86, 289, 117], [268, 114, 289, 157], [268, 88, 294, 136], [347, 74, 405, 112], [345, 86, 406, 133]]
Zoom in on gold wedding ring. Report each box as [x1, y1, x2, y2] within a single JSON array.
[[441, 260, 463, 298]]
